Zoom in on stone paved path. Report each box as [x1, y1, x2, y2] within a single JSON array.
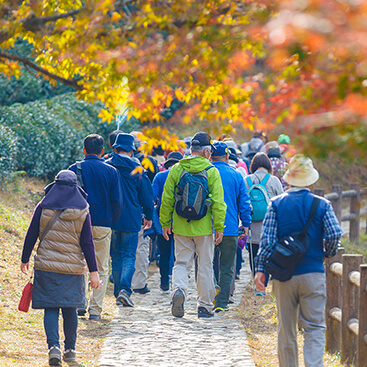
[[99, 261, 256, 367]]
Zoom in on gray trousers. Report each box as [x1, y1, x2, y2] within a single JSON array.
[[272, 272, 326, 367]]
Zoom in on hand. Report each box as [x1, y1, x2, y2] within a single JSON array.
[[144, 219, 152, 230], [21, 262, 29, 275], [254, 272, 266, 292], [162, 227, 171, 241], [215, 231, 223, 246], [90, 271, 101, 289]]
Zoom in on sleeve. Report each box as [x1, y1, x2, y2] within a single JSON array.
[[323, 201, 343, 258], [255, 204, 278, 273], [237, 175, 252, 227], [208, 167, 227, 232], [21, 203, 42, 264], [138, 174, 154, 221], [159, 167, 178, 228], [152, 174, 160, 202], [79, 213, 98, 272], [110, 169, 123, 223]]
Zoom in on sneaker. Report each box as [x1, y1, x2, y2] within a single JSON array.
[[214, 306, 229, 313], [117, 290, 134, 307], [228, 296, 234, 304], [198, 307, 214, 318], [63, 349, 76, 363], [133, 284, 150, 294], [256, 290, 266, 296], [160, 284, 169, 292], [48, 346, 62, 366], [77, 308, 86, 317], [116, 299, 123, 306], [171, 289, 185, 318], [89, 314, 101, 320], [109, 273, 114, 284]]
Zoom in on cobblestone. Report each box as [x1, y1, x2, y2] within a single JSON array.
[[99, 261, 255, 367]]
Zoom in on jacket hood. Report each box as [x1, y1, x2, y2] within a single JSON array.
[[179, 156, 211, 173], [108, 154, 141, 178]]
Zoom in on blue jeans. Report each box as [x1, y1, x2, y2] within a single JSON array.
[[44, 308, 77, 350], [157, 234, 174, 288], [110, 230, 139, 297]]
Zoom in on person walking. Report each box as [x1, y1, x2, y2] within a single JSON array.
[[21, 170, 100, 366], [254, 154, 342, 367], [160, 132, 226, 318], [210, 142, 252, 312], [245, 152, 283, 295], [69, 134, 123, 320], [106, 133, 154, 307]]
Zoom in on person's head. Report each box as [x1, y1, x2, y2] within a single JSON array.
[[250, 152, 273, 174], [254, 131, 268, 145], [228, 147, 239, 163], [283, 154, 319, 187], [163, 151, 184, 169], [112, 133, 136, 156], [278, 134, 291, 145], [109, 130, 124, 147], [211, 141, 230, 162], [190, 132, 214, 160], [265, 141, 281, 158], [83, 134, 104, 156], [223, 138, 242, 156]]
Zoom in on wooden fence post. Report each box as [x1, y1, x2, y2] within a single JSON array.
[[325, 247, 344, 354], [358, 264, 367, 367], [332, 185, 343, 223], [350, 183, 360, 242], [341, 254, 363, 366]]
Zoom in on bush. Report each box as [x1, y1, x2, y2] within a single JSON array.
[[0, 125, 18, 180]]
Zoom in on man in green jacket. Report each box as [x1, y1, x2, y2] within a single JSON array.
[[160, 132, 227, 318]]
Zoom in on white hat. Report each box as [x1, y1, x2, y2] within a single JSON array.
[[283, 154, 319, 187]]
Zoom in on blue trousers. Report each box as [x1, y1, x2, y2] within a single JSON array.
[[110, 230, 139, 297], [157, 234, 174, 288], [44, 308, 77, 350]]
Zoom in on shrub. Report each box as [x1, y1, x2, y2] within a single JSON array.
[[0, 125, 18, 181]]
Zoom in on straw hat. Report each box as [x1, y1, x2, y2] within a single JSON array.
[[283, 154, 319, 187]]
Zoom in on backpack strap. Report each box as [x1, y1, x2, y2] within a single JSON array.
[[273, 161, 283, 176], [300, 197, 321, 235], [76, 162, 85, 189], [260, 173, 271, 187], [245, 176, 253, 189], [39, 210, 64, 243], [205, 164, 215, 172]]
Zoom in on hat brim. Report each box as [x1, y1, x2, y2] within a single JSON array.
[[112, 143, 136, 151], [163, 158, 179, 169], [283, 168, 319, 187]]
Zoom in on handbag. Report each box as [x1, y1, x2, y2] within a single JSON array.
[[265, 197, 320, 282], [18, 209, 63, 312]]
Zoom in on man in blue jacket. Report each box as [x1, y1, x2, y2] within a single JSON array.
[[69, 134, 123, 320], [211, 142, 252, 312], [106, 133, 154, 308], [255, 155, 342, 367]]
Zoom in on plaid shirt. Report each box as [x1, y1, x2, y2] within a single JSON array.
[[269, 157, 289, 190], [255, 188, 343, 273]]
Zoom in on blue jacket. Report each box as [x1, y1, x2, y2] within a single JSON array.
[[106, 154, 154, 232], [152, 170, 170, 207], [69, 155, 122, 228], [272, 190, 329, 275], [212, 161, 252, 236]]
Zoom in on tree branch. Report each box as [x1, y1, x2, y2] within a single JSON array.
[[0, 52, 84, 90]]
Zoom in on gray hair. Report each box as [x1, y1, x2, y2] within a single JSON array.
[[190, 145, 212, 154]]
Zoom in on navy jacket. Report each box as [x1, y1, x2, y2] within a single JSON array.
[[69, 155, 123, 228], [106, 154, 154, 232], [152, 169, 170, 207], [212, 161, 252, 236]]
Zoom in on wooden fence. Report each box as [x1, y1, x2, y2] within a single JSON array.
[[325, 249, 367, 366], [314, 184, 367, 242]]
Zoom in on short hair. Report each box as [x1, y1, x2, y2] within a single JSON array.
[[109, 130, 124, 147], [114, 147, 129, 154], [84, 134, 104, 155], [191, 145, 211, 153], [250, 152, 273, 174]]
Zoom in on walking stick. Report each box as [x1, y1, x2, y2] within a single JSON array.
[[248, 228, 257, 306]]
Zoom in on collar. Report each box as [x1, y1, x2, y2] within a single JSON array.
[[287, 187, 310, 193], [84, 155, 101, 160]]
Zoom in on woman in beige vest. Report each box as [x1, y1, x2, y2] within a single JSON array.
[[21, 170, 100, 366]]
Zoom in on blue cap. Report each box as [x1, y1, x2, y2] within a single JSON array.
[[112, 133, 136, 152], [211, 141, 229, 157]]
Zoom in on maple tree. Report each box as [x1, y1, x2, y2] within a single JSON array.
[[1, 0, 367, 158]]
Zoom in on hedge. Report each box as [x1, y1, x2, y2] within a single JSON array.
[[0, 125, 18, 180]]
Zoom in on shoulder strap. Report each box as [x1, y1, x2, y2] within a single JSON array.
[[273, 161, 283, 175], [39, 210, 64, 243], [205, 164, 215, 172], [260, 173, 271, 187], [301, 197, 321, 235], [76, 162, 84, 189], [245, 176, 253, 189]]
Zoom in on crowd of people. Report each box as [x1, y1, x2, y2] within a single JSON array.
[[20, 129, 342, 367]]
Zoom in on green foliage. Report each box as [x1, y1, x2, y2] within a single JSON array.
[[0, 125, 18, 181], [0, 93, 112, 179]]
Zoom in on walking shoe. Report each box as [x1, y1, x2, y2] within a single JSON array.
[[160, 284, 169, 292], [133, 284, 150, 294], [89, 314, 101, 320], [214, 306, 229, 313], [48, 346, 62, 366], [117, 290, 134, 307], [63, 349, 76, 363], [77, 308, 86, 317], [109, 273, 114, 284], [256, 290, 266, 296], [198, 307, 214, 318], [213, 285, 221, 308], [171, 289, 185, 318], [116, 299, 123, 306], [228, 296, 234, 304]]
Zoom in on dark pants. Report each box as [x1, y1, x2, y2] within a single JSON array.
[[236, 246, 243, 276], [44, 308, 78, 350], [248, 242, 269, 287], [214, 236, 238, 308], [157, 233, 174, 288]]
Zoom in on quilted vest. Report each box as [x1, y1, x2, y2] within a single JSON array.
[[34, 207, 89, 275]]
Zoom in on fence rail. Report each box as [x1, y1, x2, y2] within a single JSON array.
[[314, 183, 367, 241], [325, 249, 367, 366]]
